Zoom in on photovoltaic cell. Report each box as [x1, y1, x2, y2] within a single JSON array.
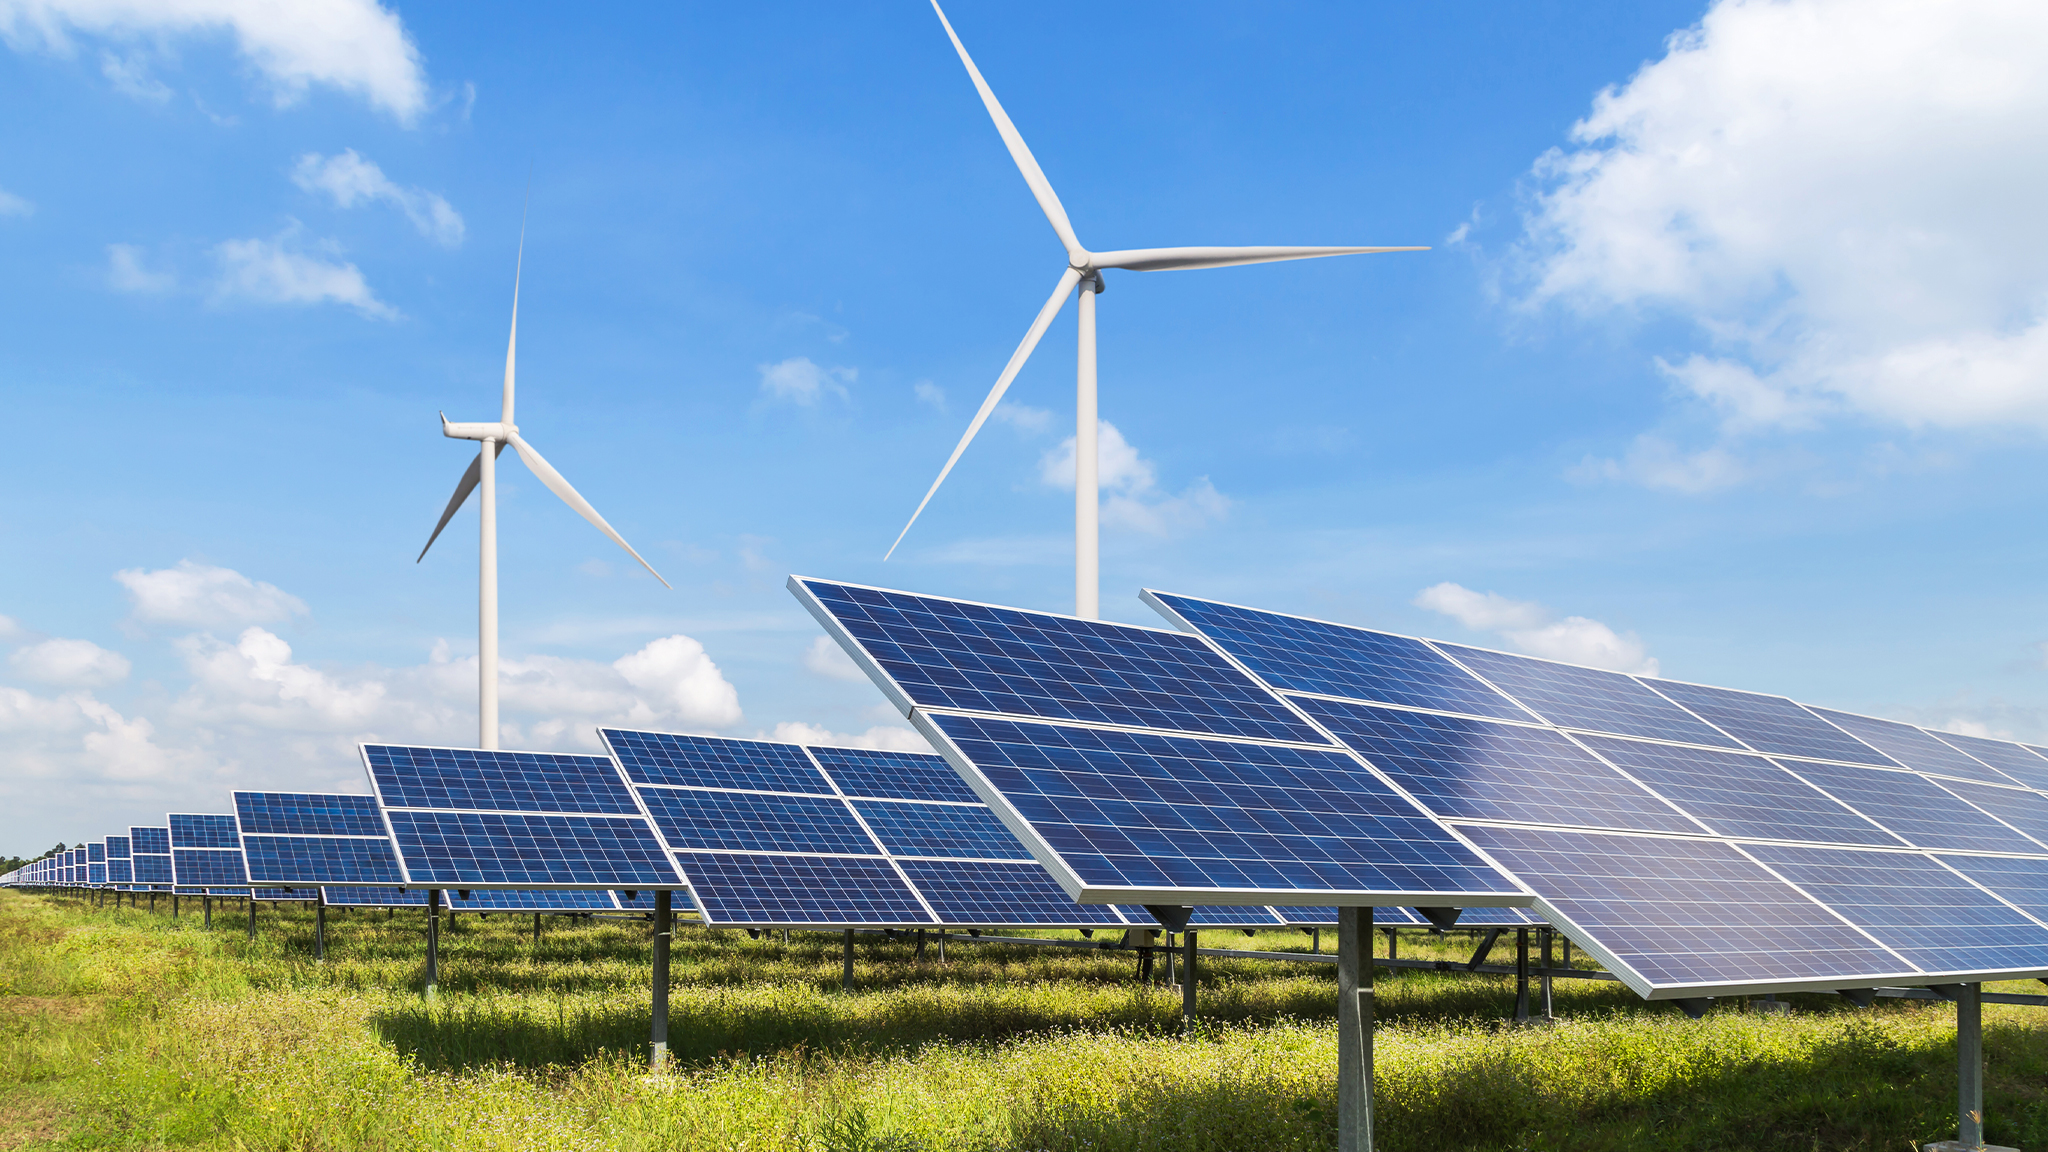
[[1144, 592, 1530, 721], [365, 745, 640, 814], [930, 713, 1525, 901], [1777, 760, 2041, 854], [1805, 708, 2015, 785], [795, 578, 1324, 743], [638, 788, 876, 856], [1435, 644, 1742, 749], [1743, 844, 2048, 974], [1294, 698, 1697, 833], [385, 810, 680, 888], [1574, 735, 1903, 847], [1933, 779, 2048, 849], [131, 827, 169, 855], [809, 745, 980, 803], [1642, 679, 1896, 766], [169, 814, 241, 850], [234, 792, 385, 837], [681, 853, 928, 924], [602, 728, 831, 794], [850, 800, 1024, 860], [1458, 825, 1912, 988], [243, 835, 404, 885], [1931, 732, 2048, 793]]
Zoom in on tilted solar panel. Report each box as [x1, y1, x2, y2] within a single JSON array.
[[1776, 760, 2043, 854], [234, 791, 404, 886], [108, 859, 132, 884], [363, 743, 682, 891], [1932, 731, 2048, 793], [87, 843, 104, 863], [1573, 736, 1902, 847], [1639, 678, 1896, 766], [168, 814, 249, 889], [105, 835, 130, 860], [1435, 643, 1742, 750], [1806, 707, 2014, 785], [318, 886, 624, 911], [88, 864, 106, 885]]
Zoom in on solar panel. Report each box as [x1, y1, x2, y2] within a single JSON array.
[[1805, 707, 2014, 785], [793, 578, 1530, 915], [318, 885, 627, 912], [107, 859, 132, 884], [1775, 760, 2043, 854], [794, 578, 1324, 743], [1639, 678, 1897, 765], [105, 835, 130, 860], [608, 729, 832, 793], [364, 743, 683, 890], [131, 826, 169, 854], [87, 843, 104, 863], [168, 814, 248, 889], [1743, 844, 2048, 976], [1143, 592, 1533, 722], [1932, 778, 2048, 848], [1930, 731, 2048, 793], [234, 791, 404, 886], [1573, 735, 1904, 847], [1294, 698, 1700, 833], [88, 864, 106, 885], [1942, 856, 2048, 924], [1433, 643, 1743, 749]]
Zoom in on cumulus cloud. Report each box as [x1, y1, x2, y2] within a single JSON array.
[[212, 233, 396, 318], [9, 638, 131, 687], [1517, 0, 2048, 475], [993, 402, 1052, 433], [115, 560, 308, 629], [765, 721, 932, 753], [1567, 433, 1747, 494], [913, 380, 945, 409], [1039, 420, 1230, 536], [0, 0, 430, 123], [758, 357, 853, 406], [0, 684, 182, 782], [106, 243, 173, 293], [0, 184, 32, 217], [1415, 582, 1659, 675], [292, 149, 462, 246], [802, 635, 867, 682]]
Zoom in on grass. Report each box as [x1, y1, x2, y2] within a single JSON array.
[[2, 890, 2046, 1149]]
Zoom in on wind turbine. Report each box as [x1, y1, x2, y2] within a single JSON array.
[[887, 1, 1426, 619], [417, 229, 670, 749]]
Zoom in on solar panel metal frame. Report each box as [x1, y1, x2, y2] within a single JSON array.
[[317, 886, 626, 912], [793, 576, 1534, 914], [234, 790, 406, 887], [1140, 588, 2048, 998], [360, 742, 687, 892]]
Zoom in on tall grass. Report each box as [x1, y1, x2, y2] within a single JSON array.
[[2, 890, 2045, 1150]]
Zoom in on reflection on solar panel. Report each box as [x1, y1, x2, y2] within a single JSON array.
[[1933, 731, 2048, 792], [363, 744, 682, 890], [1294, 699, 1698, 833], [1437, 643, 1741, 749], [1806, 707, 2013, 785], [169, 814, 248, 889], [234, 791, 404, 885], [1574, 736, 1901, 846], [1943, 856, 2048, 924], [1640, 679, 1895, 765], [1145, 593, 1531, 721], [1933, 779, 2048, 848], [1777, 760, 2042, 854]]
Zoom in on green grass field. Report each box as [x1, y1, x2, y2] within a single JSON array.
[[2, 890, 2045, 1150]]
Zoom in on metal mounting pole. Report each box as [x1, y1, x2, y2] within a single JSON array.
[[534, 912, 542, 946], [425, 889, 441, 999], [1164, 931, 1177, 986], [842, 928, 855, 991], [247, 894, 256, 942], [936, 927, 945, 963], [915, 927, 927, 961], [1959, 981, 1984, 1148], [1541, 928, 1554, 1020], [1182, 929, 1198, 1023], [650, 891, 672, 1069], [1337, 907, 1375, 1152], [314, 891, 327, 961], [203, 894, 212, 930], [1515, 927, 1530, 1022]]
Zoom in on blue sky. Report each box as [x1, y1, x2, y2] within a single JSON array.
[[4, 0, 2048, 850]]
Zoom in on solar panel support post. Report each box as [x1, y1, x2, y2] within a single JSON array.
[[534, 912, 542, 946], [650, 890, 671, 1070], [203, 895, 211, 930], [1337, 906, 1375, 1152], [246, 893, 256, 943], [425, 889, 441, 1000], [1540, 929, 1554, 1021], [914, 928, 927, 961], [1959, 981, 1984, 1149], [314, 891, 327, 961], [841, 928, 855, 991], [1515, 927, 1530, 1023], [1181, 930, 1198, 1024]]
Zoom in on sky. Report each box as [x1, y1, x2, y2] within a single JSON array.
[[4, 0, 2048, 852]]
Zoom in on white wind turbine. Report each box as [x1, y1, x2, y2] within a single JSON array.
[[417, 230, 670, 749], [887, 1, 1426, 619]]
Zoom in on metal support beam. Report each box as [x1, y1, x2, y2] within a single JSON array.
[[314, 891, 327, 961], [1959, 982, 1984, 1149], [1182, 929, 1198, 1023], [1337, 907, 1375, 1152], [842, 927, 855, 991], [1515, 927, 1530, 1023], [1384, 928, 1397, 960], [534, 912, 542, 946], [247, 894, 257, 942], [1464, 926, 1503, 970], [915, 927, 927, 961], [650, 891, 672, 1069], [1540, 928, 1554, 1021], [425, 889, 441, 999]]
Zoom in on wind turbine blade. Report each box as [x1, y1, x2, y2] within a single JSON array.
[[929, 0, 1087, 263], [417, 444, 503, 563], [885, 265, 1082, 561], [502, 210, 527, 426], [1092, 245, 1428, 272], [504, 431, 672, 589]]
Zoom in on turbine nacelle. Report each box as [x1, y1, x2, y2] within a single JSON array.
[[440, 414, 518, 442]]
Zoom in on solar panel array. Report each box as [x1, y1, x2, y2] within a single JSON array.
[[791, 577, 1533, 916], [1143, 589, 2048, 997], [235, 791, 404, 887], [168, 813, 250, 892]]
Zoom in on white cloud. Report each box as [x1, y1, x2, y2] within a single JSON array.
[[291, 149, 463, 246], [802, 635, 866, 682], [115, 560, 309, 629], [0, 0, 430, 123], [0, 185, 31, 216], [9, 638, 131, 687], [1568, 433, 1748, 494], [0, 684, 182, 782], [913, 380, 945, 409], [612, 634, 743, 729], [1516, 0, 2048, 464], [97, 48, 165, 100], [212, 232, 396, 319], [1039, 420, 1230, 536], [765, 721, 932, 754], [758, 357, 853, 405], [993, 402, 1052, 433], [1414, 582, 1659, 675], [106, 243, 173, 293]]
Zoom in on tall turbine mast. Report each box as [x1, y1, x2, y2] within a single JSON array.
[[418, 222, 670, 749], [889, 1, 1425, 619]]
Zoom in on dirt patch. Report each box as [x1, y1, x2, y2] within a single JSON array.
[[0, 997, 96, 1024], [0, 1094, 69, 1150]]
